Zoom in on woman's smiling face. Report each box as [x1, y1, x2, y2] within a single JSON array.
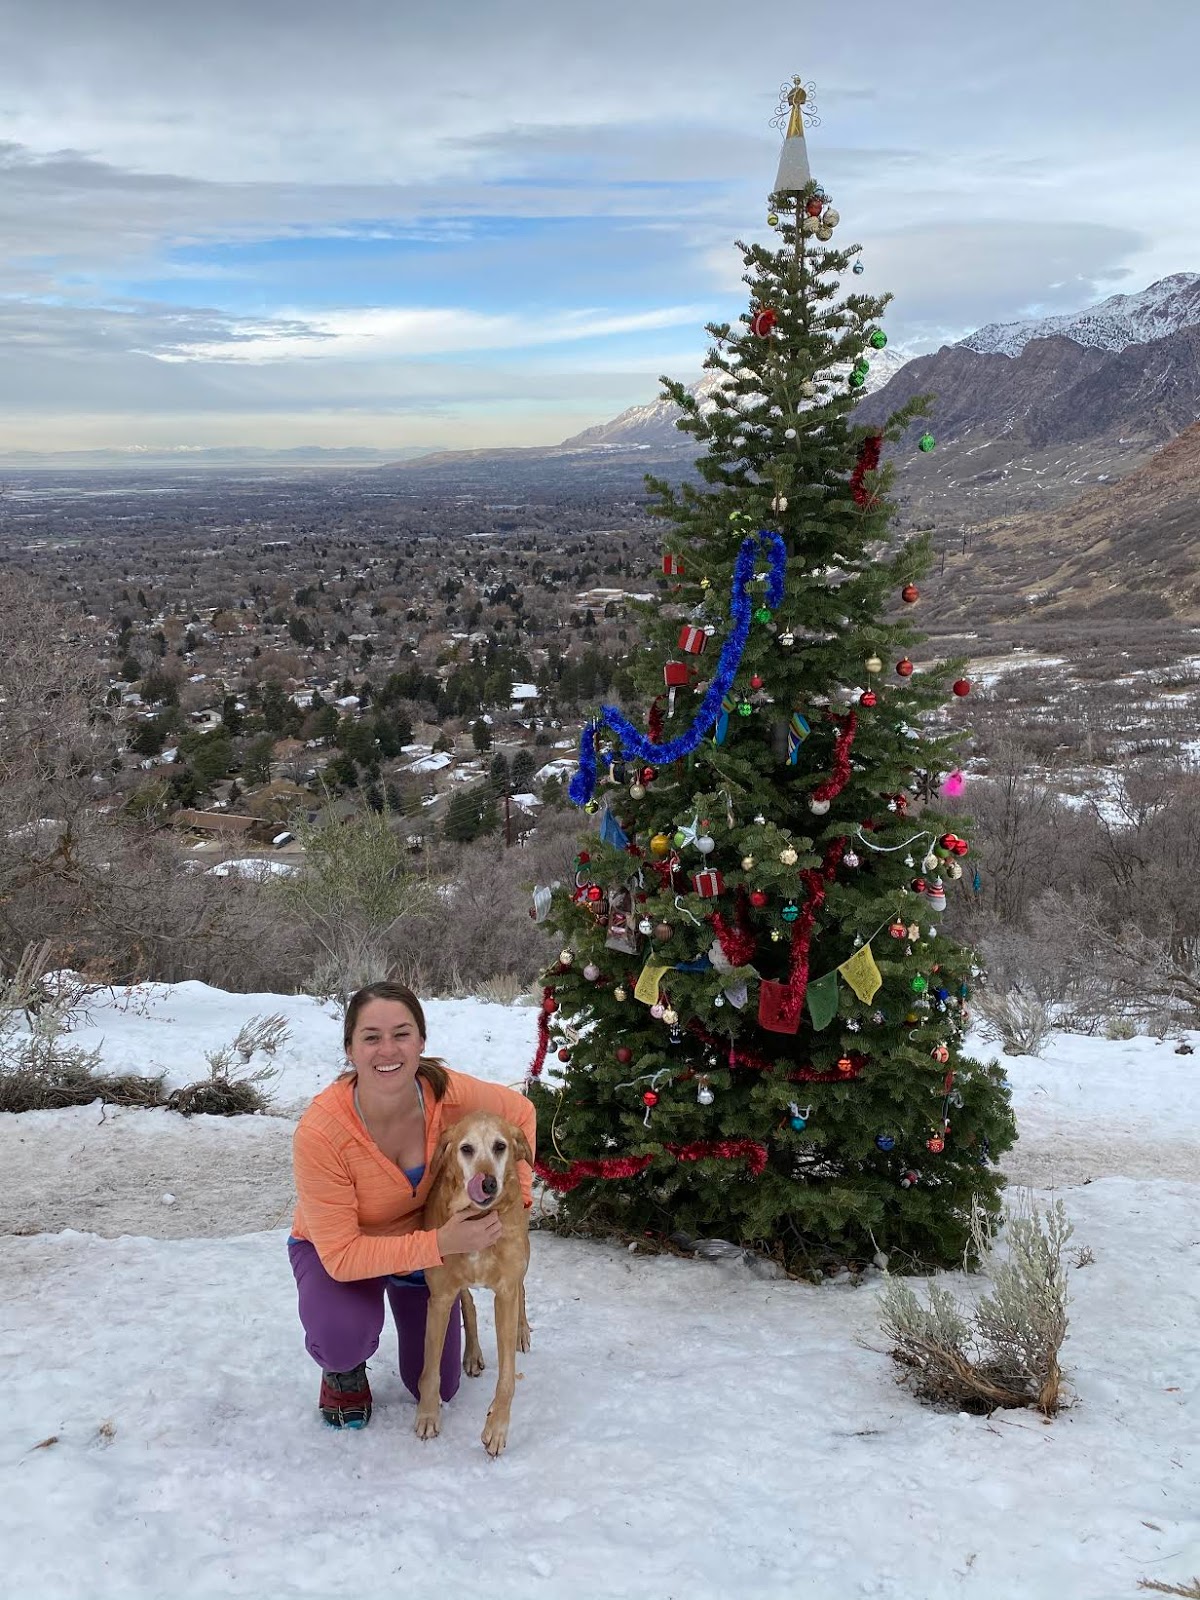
[[347, 997, 425, 1090]]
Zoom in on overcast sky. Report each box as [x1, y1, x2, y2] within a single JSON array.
[[0, 0, 1195, 453]]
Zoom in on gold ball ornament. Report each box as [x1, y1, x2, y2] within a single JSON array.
[[649, 832, 671, 858], [823, 208, 840, 227], [770, 929, 783, 942], [779, 846, 798, 866], [816, 225, 833, 241], [802, 215, 821, 235], [741, 855, 755, 871], [865, 655, 883, 675], [630, 783, 646, 800], [767, 211, 779, 226], [661, 1007, 678, 1026], [613, 986, 627, 1002], [800, 380, 815, 398]]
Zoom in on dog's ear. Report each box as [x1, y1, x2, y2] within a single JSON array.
[[428, 1130, 456, 1183], [511, 1126, 533, 1166]]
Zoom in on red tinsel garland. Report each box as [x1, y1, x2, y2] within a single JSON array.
[[647, 695, 665, 744], [535, 1138, 768, 1193], [526, 986, 554, 1082], [708, 886, 757, 967], [849, 433, 883, 509], [811, 711, 858, 804]]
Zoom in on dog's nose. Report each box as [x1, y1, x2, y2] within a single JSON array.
[[481, 1174, 498, 1197]]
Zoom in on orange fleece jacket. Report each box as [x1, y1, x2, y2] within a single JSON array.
[[291, 1069, 536, 1283]]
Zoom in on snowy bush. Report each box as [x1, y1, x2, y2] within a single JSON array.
[[165, 1013, 288, 1115], [0, 943, 162, 1112], [878, 1196, 1073, 1416]]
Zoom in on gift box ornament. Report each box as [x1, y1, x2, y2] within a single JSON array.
[[692, 868, 725, 898], [662, 553, 684, 577], [663, 660, 690, 688], [678, 624, 708, 656]]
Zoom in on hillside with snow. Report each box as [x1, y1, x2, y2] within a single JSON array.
[[1, 983, 1198, 1599], [959, 272, 1200, 358]]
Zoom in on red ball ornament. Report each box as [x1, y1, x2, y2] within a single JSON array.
[[889, 921, 907, 939], [641, 766, 656, 784], [616, 1047, 633, 1064], [557, 1048, 571, 1062], [836, 1056, 854, 1077], [586, 885, 603, 902], [953, 839, 969, 857], [577, 851, 591, 865], [926, 1135, 945, 1154], [750, 307, 778, 338], [896, 658, 914, 678], [750, 674, 764, 690], [901, 583, 920, 604], [860, 690, 877, 707], [952, 679, 971, 697], [542, 996, 558, 1015], [642, 1090, 659, 1107], [911, 877, 926, 893], [749, 889, 768, 908], [806, 197, 824, 216]]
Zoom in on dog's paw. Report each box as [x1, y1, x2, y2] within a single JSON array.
[[463, 1348, 486, 1378], [481, 1411, 509, 1457], [518, 1323, 531, 1354], [414, 1408, 442, 1441]]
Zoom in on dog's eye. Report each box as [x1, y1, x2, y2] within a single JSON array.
[[460, 1144, 475, 1158], [492, 1141, 507, 1155]]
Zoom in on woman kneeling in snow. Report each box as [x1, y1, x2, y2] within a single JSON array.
[[288, 980, 536, 1428]]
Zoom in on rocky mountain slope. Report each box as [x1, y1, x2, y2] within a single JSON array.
[[923, 419, 1200, 627], [856, 323, 1200, 521]]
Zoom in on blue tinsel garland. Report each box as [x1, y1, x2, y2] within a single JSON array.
[[569, 529, 787, 807]]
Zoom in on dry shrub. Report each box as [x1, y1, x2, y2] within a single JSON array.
[[970, 985, 1053, 1056], [164, 1013, 287, 1115], [1138, 1581, 1200, 1597], [878, 1197, 1073, 1416]]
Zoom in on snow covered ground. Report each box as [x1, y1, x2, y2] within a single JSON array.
[[1, 986, 1198, 1600]]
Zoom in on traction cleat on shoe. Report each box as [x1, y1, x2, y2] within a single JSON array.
[[319, 1363, 372, 1429]]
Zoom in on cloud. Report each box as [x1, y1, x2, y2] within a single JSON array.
[[143, 302, 711, 364]]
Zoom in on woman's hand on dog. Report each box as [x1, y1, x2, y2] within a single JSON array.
[[437, 1211, 503, 1256]]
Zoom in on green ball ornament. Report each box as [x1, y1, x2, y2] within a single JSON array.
[[737, 700, 753, 717], [918, 432, 936, 453], [911, 976, 929, 994], [767, 211, 779, 226], [849, 371, 866, 389], [584, 800, 599, 814], [781, 902, 800, 923], [869, 329, 888, 349], [673, 830, 687, 849], [754, 606, 772, 624]]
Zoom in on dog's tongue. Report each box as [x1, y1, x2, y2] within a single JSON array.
[[467, 1173, 491, 1207]]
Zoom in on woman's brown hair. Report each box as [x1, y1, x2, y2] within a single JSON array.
[[341, 981, 449, 1099]]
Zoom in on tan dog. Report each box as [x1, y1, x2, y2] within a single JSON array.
[[416, 1112, 532, 1456]]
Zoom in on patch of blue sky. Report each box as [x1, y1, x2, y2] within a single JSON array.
[[97, 209, 732, 318]]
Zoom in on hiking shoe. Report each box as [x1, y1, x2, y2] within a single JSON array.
[[319, 1363, 372, 1429]]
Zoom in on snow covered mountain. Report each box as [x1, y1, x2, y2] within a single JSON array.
[[561, 347, 908, 450], [959, 273, 1200, 358]]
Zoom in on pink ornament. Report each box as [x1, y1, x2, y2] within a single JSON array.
[[941, 770, 965, 798]]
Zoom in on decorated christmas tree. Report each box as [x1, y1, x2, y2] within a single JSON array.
[[527, 78, 1016, 1272]]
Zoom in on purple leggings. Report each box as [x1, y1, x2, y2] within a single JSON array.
[[288, 1238, 462, 1402]]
